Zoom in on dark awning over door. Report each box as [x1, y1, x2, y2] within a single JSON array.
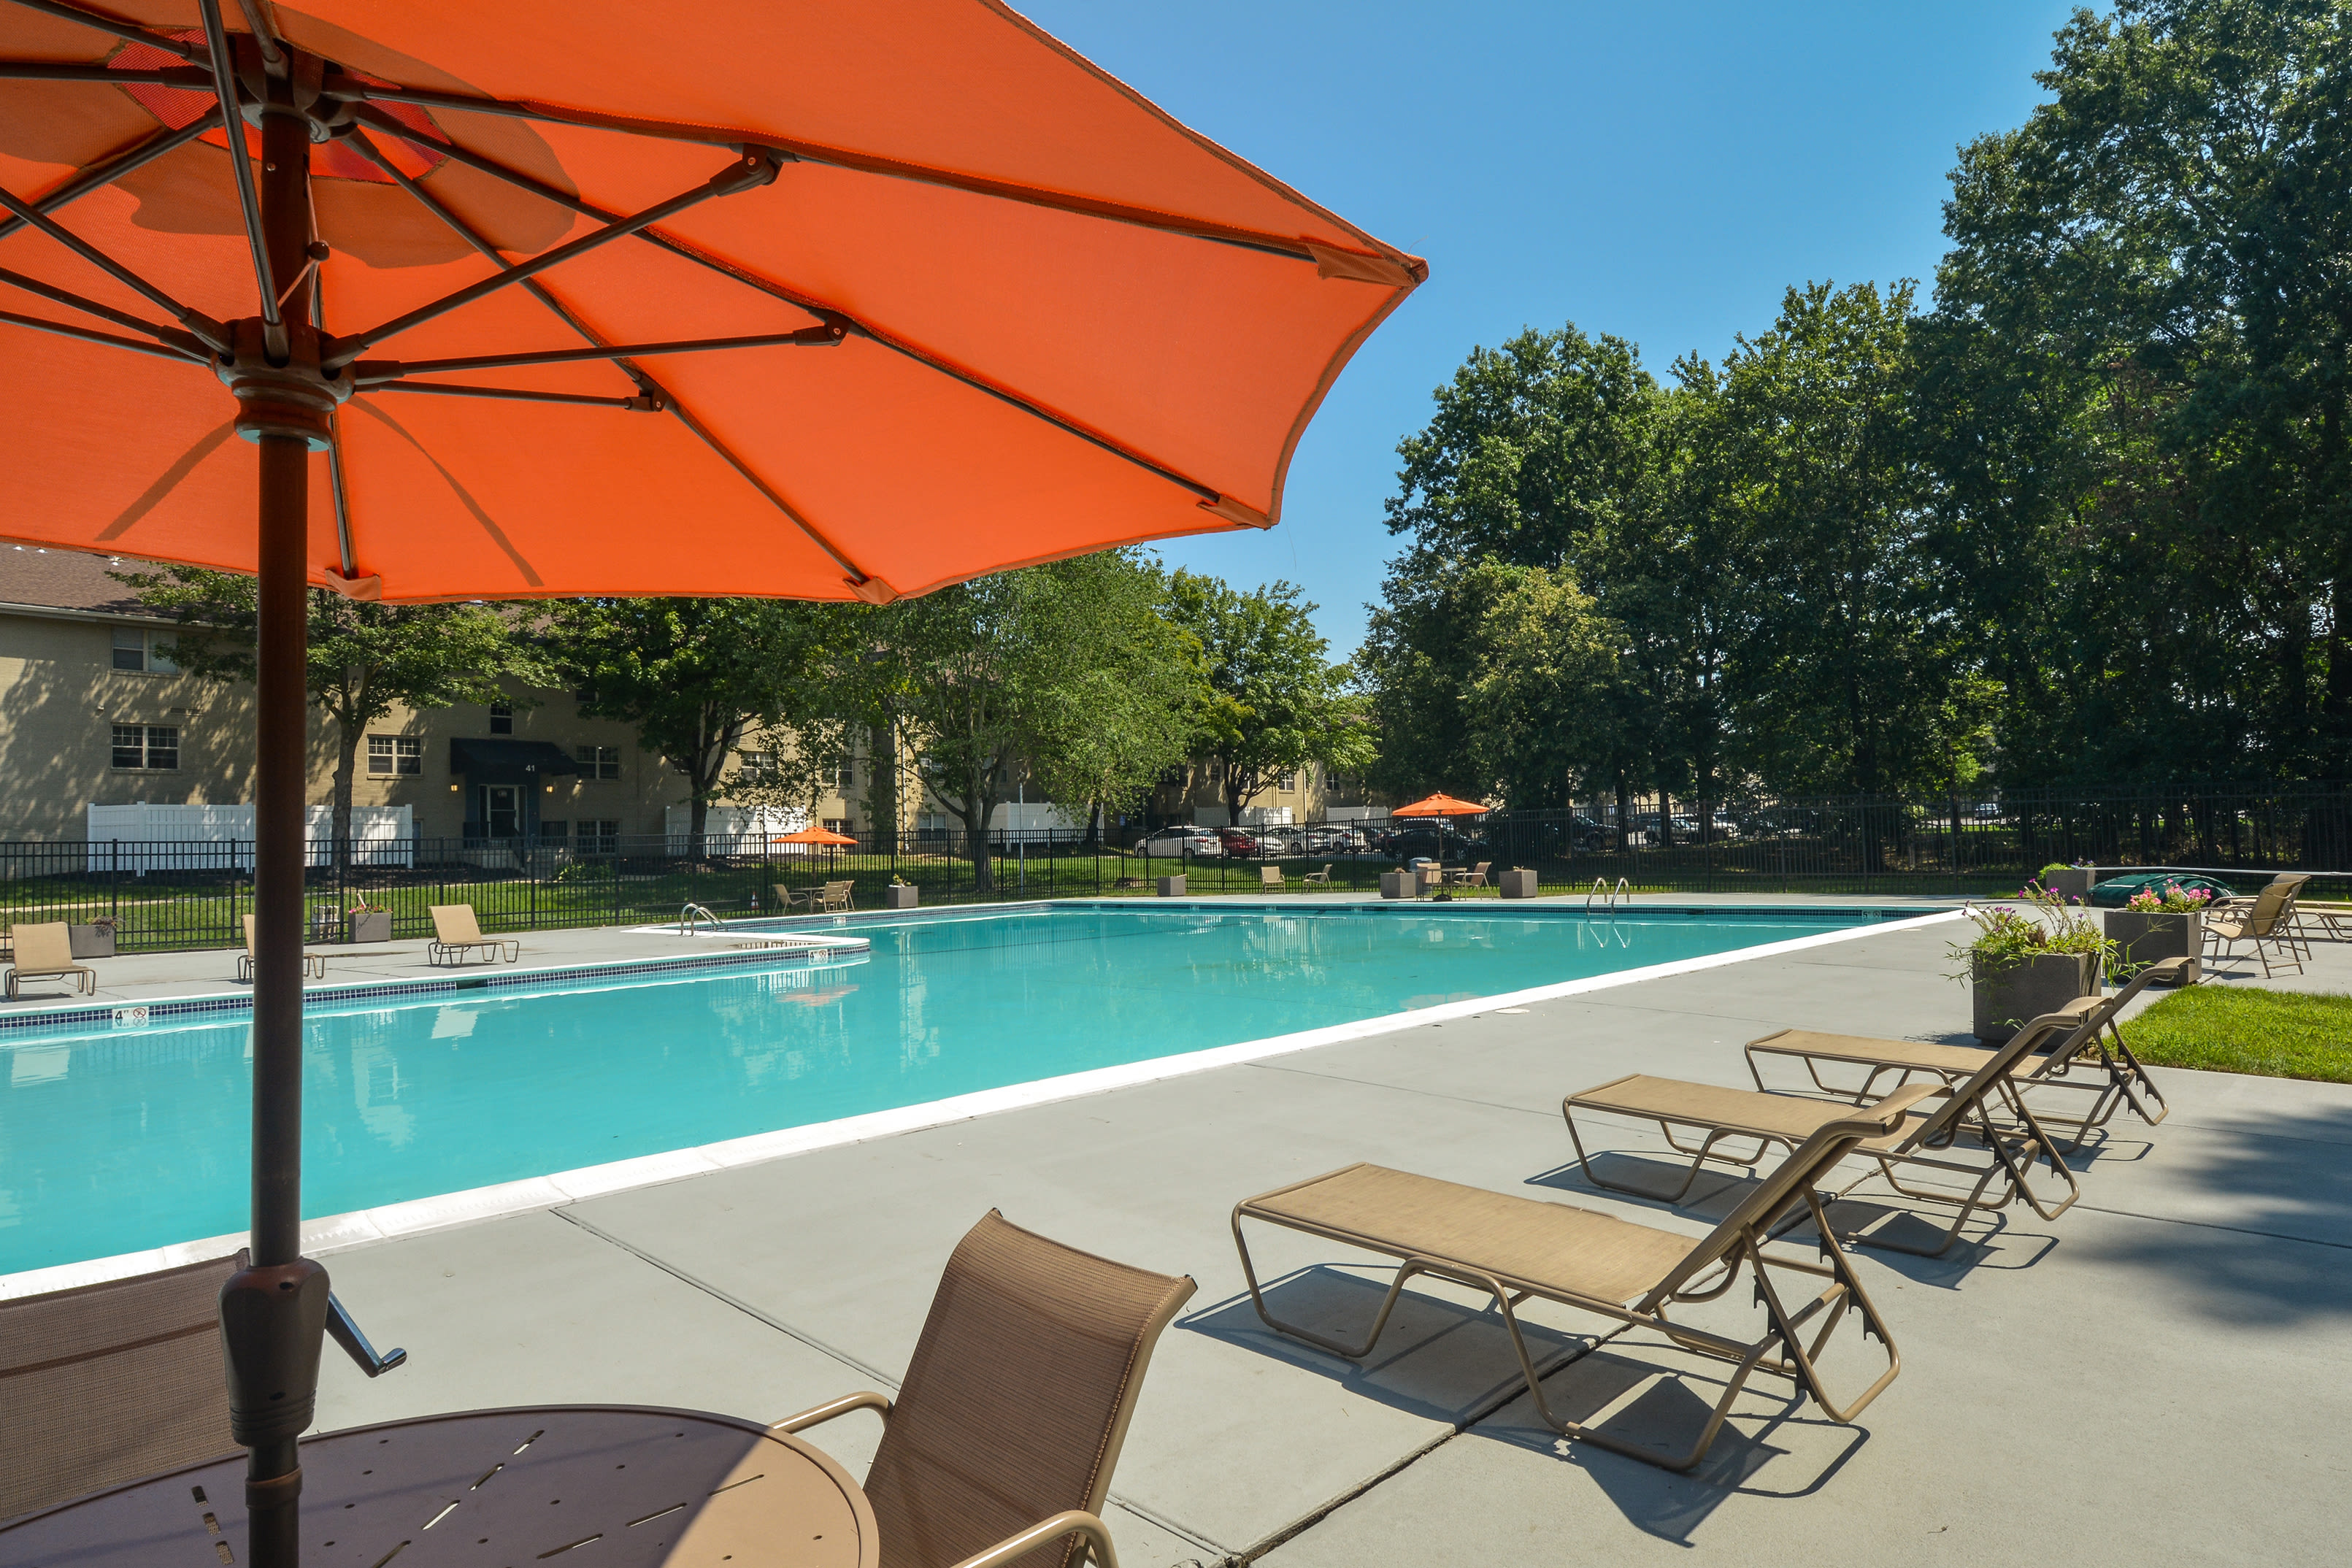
[[448, 739, 583, 785]]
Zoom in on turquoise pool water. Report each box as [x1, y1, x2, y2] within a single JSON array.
[[0, 903, 1905, 1273]]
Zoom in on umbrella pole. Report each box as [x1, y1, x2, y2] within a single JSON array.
[[216, 74, 330, 1568]]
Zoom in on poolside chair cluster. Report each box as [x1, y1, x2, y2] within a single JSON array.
[[1234, 955, 2191, 1472], [776, 880, 854, 913]]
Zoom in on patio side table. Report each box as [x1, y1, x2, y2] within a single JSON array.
[[0, 1404, 877, 1568]]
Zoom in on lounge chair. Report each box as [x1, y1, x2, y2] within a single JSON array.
[[777, 879, 853, 913], [1302, 864, 1334, 887], [1742, 956, 2191, 1149], [1564, 1008, 2094, 1256], [1446, 860, 1491, 891], [1259, 864, 1289, 891], [4, 922, 96, 1000], [427, 904, 519, 966], [773, 1210, 1195, 1568], [2202, 876, 2306, 977], [0, 1250, 246, 1519], [1233, 1087, 1934, 1473], [236, 913, 328, 984]]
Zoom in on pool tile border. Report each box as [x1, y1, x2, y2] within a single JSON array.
[[1, 907, 1965, 1299]]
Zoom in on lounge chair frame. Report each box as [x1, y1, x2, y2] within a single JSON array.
[[1742, 956, 2188, 1151], [4, 922, 96, 1000], [426, 904, 520, 967], [1234, 1092, 1932, 1472], [1302, 864, 1334, 887], [1566, 1010, 2091, 1256], [2203, 875, 2310, 977], [235, 913, 328, 983]]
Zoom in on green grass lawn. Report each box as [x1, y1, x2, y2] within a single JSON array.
[[2117, 985, 2352, 1083]]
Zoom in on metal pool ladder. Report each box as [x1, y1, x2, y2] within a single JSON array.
[[1585, 877, 1632, 913], [678, 902, 720, 935]]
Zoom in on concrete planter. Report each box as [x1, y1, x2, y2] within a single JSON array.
[[2043, 867, 2097, 899], [2105, 910, 2200, 983], [345, 909, 393, 944], [1972, 950, 2099, 1044], [68, 921, 116, 958], [884, 884, 920, 910], [1380, 870, 1407, 899], [1499, 867, 1539, 899], [1155, 874, 1186, 897]]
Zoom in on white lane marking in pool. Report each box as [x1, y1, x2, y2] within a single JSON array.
[[0, 908, 1965, 1298]]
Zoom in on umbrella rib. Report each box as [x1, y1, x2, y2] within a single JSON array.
[[0, 264, 205, 354], [0, 304, 204, 360], [0, 107, 223, 245], [355, 110, 1230, 508], [194, 0, 280, 347], [4, 0, 201, 61], [321, 149, 785, 370], [354, 331, 845, 381], [369, 380, 645, 408], [339, 82, 1344, 267], [313, 280, 358, 581], [342, 126, 885, 593], [0, 61, 210, 85], [0, 179, 219, 340]]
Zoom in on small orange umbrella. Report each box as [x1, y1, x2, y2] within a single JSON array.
[[1392, 792, 1490, 817], [772, 824, 856, 846]]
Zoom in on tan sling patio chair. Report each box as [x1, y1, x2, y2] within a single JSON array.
[[2202, 876, 2307, 977], [4, 922, 96, 1001], [1259, 864, 1290, 891], [772, 1210, 1195, 1568], [1742, 956, 2192, 1149], [236, 913, 329, 984], [1445, 861, 1491, 891], [779, 879, 855, 913], [1302, 864, 1334, 886], [427, 904, 520, 966], [1232, 1085, 1936, 1474], [0, 1250, 246, 1520], [1564, 1008, 2094, 1256]]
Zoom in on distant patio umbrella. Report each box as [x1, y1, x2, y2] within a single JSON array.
[[0, 4, 1420, 1563], [1392, 793, 1490, 817], [772, 824, 856, 846]]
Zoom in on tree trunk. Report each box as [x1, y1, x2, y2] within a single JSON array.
[[1081, 800, 1102, 850], [863, 720, 898, 839], [687, 792, 710, 857], [331, 724, 359, 877], [961, 795, 997, 894]]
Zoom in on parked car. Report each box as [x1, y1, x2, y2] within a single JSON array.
[[1304, 824, 1365, 853], [1567, 813, 1618, 852], [1131, 826, 1223, 858], [1383, 823, 1475, 864], [1217, 826, 1264, 856]]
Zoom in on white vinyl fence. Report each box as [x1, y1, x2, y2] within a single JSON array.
[[85, 803, 415, 872]]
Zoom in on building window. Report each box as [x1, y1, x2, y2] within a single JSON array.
[[829, 756, 854, 791], [737, 749, 777, 782], [577, 818, 620, 853], [823, 818, 850, 836], [538, 820, 568, 844], [574, 745, 621, 780], [110, 628, 177, 673], [488, 701, 513, 735], [1277, 771, 1298, 791], [366, 734, 423, 775], [110, 723, 177, 770]]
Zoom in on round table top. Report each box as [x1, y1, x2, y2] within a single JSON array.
[[0, 1404, 878, 1567]]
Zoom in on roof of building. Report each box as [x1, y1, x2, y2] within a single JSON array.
[[0, 547, 169, 618]]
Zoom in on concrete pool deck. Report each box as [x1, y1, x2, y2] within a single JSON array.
[[206, 903, 2351, 1567]]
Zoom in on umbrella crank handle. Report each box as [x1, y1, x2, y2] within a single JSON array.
[[326, 1291, 407, 1377]]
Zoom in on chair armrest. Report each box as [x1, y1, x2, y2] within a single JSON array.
[[769, 1388, 892, 1435], [946, 1510, 1121, 1568]]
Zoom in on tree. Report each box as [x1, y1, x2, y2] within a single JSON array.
[[1455, 561, 1626, 807], [869, 550, 1196, 892], [545, 598, 851, 852], [120, 568, 541, 871], [1166, 572, 1372, 821]]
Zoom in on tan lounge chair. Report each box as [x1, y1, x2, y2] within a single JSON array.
[[0, 1250, 246, 1519], [1743, 955, 2191, 1148], [1447, 860, 1491, 891], [1565, 1008, 2094, 1256], [1234, 1086, 1934, 1473], [773, 1210, 1195, 1568], [427, 904, 519, 966], [2202, 876, 2306, 977], [1259, 864, 1289, 891], [778, 879, 854, 913], [1302, 864, 1334, 886], [4, 922, 96, 1000], [236, 913, 328, 984]]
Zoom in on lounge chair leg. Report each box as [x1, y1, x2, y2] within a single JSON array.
[[1230, 1211, 1424, 1361]]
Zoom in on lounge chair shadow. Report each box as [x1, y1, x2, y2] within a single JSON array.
[[1523, 1151, 1746, 1207], [1180, 1265, 1596, 1426]]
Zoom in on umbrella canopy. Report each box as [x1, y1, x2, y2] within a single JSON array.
[[772, 824, 856, 846], [1392, 792, 1489, 817], [0, 1, 1423, 603], [0, 7, 1418, 1563]]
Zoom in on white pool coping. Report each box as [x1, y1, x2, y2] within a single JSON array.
[[0, 907, 1964, 1299]]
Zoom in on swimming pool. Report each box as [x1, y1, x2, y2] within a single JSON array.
[[0, 902, 1926, 1275]]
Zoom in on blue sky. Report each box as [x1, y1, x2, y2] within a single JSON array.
[[1014, 0, 2083, 654]]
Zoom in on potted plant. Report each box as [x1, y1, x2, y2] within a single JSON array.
[[1952, 881, 2114, 1044], [2040, 861, 2097, 900], [885, 877, 919, 910], [67, 916, 118, 958], [345, 899, 393, 944], [2105, 879, 2211, 984]]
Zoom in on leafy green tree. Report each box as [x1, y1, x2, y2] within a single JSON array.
[[545, 599, 850, 852], [120, 568, 542, 870], [1166, 572, 1372, 821], [870, 551, 1194, 891], [1456, 561, 1626, 806]]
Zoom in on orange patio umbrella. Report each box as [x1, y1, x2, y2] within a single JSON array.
[[772, 824, 857, 846], [1392, 792, 1490, 817], [0, 4, 1420, 1560]]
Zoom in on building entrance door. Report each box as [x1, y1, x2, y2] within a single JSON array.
[[481, 785, 520, 839]]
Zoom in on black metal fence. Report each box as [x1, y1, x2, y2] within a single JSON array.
[[7, 785, 2346, 953]]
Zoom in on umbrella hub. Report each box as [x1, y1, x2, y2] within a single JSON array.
[[214, 316, 349, 450]]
